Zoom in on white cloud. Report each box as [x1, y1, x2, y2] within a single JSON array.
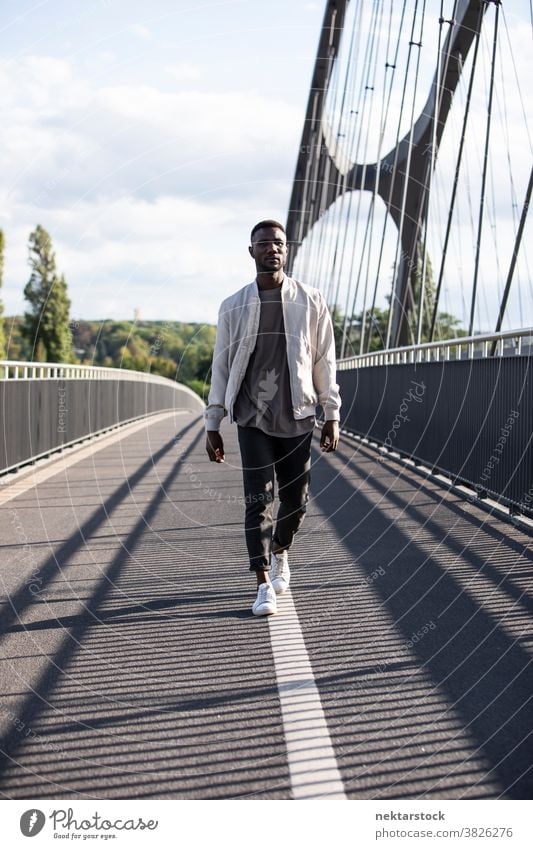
[[128, 23, 152, 41], [0, 55, 300, 208], [166, 63, 201, 83], [4, 2, 529, 330], [0, 56, 87, 111], [4, 187, 289, 323], [1, 52, 300, 319]]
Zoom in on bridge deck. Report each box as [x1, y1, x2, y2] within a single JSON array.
[[1, 412, 531, 800]]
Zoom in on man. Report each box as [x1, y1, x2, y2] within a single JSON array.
[[205, 220, 341, 616]]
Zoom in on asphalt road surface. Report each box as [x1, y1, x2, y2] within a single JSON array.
[[0, 412, 531, 799]]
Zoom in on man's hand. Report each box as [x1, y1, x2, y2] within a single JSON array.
[[206, 430, 225, 462], [320, 420, 339, 452]]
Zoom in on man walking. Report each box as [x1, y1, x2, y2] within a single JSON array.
[[205, 220, 341, 615]]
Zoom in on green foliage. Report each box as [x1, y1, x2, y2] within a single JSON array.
[[186, 379, 210, 402], [0, 230, 5, 359], [404, 241, 467, 345], [332, 245, 466, 357], [334, 304, 467, 358], [23, 225, 74, 363], [6, 315, 215, 398], [71, 319, 216, 396], [359, 307, 390, 354], [4, 316, 29, 360], [328, 304, 345, 357]]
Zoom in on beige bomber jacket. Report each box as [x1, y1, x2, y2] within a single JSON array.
[[204, 275, 341, 432]]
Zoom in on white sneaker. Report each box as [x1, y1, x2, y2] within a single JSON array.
[[252, 582, 277, 616], [271, 550, 290, 595]]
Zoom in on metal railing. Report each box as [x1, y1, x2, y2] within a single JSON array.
[[338, 327, 533, 369], [0, 361, 204, 474], [336, 329, 533, 516], [0, 360, 197, 388]]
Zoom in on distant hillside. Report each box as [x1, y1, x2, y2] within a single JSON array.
[[4, 317, 217, 400]]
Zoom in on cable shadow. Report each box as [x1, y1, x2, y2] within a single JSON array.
[[0, 421, 290, 799], [344, 439, 533, 567], [3, 598, 254, 632], [331, 443, 533, 622], [0, 421, 205, 771], [0, 415, 202, 638], [309, 444, 533, 799]]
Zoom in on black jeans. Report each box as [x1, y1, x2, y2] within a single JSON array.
[[237, 425, 313, 572]]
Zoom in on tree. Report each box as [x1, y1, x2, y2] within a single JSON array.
[[339, 301, 466, 358], [68, 318, 215, 396], [0, 230, 6, 359], [23, 225, 73, 362], [327, 303, 345, 358], [341, 306, 390, 357]]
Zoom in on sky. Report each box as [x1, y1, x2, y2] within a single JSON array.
[[1, 0, 324, 323], [1, 0, 531, 330], [291, 2, 532, 334]]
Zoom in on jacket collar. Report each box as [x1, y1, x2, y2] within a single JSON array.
[[251, 275, 292, 300]]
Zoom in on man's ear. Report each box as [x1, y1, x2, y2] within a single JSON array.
[[248, 245, 255, 258]]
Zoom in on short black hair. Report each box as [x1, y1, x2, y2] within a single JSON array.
[[250, 220, 286, 241]]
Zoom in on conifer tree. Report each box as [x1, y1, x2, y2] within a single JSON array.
[[0, 230, 6, 359], [23, 225, 73, 362]]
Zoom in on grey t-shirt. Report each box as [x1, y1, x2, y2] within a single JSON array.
[[233, 285, 316, 437]]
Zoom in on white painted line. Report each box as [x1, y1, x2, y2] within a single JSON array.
[[268, 590, 347, 800], [0, 411, 180, 506]]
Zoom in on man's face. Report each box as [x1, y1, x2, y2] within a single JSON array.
[[249, 227, 288, 273]]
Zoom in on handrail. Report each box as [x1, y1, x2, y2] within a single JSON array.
[[0, 360, 200, 397], [338, 327, 533, 369], [0, 360, 204, 474]]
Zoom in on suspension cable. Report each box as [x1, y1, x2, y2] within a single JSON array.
[[363, 0, 396, 352], [324, 2, 362, 308], [384, 0, 423, 347], [415, 2, 447, 344], [492, 163, 533, 342], [327, 2, 366, 320], [341, 2, 385, 356], [501, 5, 533, 312], [328, 2, 379, 340], [321, 14, 350, 304], [365, 0, 409, 352], [301, 13, 341, 290], [429, 5, 484, 340], [357, 1, 386, 354], [338, 1, 383, 353], [498, 34, 523, 325], [468, 1, 500, 336], [388, 0, 428, 348]]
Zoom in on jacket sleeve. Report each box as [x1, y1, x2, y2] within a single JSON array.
[[313, 294, 341, 421], [204, 304, 230, 432]]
